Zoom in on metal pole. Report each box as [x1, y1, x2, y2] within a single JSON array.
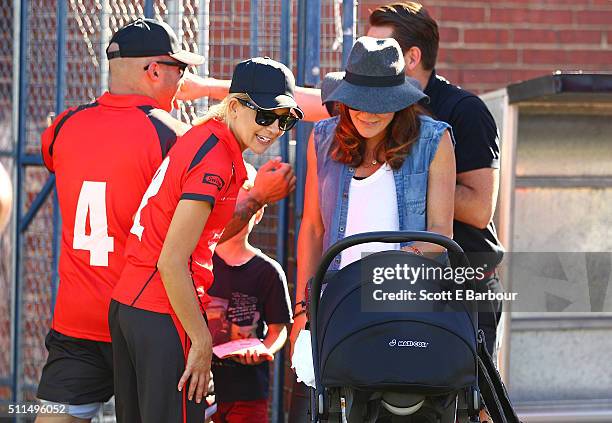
[[292, 5, 320, 420], [51, 0, 67, 313], [167, 0, 183, 49], [270, 3, 292, 420], [11, 0, 28, 409], [144, 0, 154, 19], [196, 0, 210, 112], [296, 0, 306, 84], [341, 0, 356, 67], [167, 0, 184, 120], [294, 0, 319, 236], [55, 0, 66, 123], [272, 144, 290, 423], [249, 0, 258, 58], [99, 0, 111, 92], [280, 0, 291, 67], [176, 0, 184, 44], [497, 99, 519, 386], [304, 0, 320, 87]]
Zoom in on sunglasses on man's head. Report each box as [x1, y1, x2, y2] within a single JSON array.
[[237, 98, 299, 131], [143, 61, 188, 76]]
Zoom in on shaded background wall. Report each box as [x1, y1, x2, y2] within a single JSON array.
[[357, 0, 612, 93]]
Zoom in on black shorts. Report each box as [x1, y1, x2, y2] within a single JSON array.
[[477, 273, 503, 355], [37, 329, 114, 405], [109, 299, 209, 423]]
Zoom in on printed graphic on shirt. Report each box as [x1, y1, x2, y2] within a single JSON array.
[[208, 293, 261, 346]]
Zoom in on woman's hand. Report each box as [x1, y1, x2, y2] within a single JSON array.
[[250, 158, 296, 204], [289, 312, 308, 362], [178, 331, 213, 404]]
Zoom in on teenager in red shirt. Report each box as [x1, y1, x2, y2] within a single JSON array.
[[109, 57, 302, 423]]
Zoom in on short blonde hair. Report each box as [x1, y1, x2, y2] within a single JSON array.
[[192, 92, 251, 126]]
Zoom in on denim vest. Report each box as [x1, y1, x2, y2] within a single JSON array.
[[314, 114, 451, 270]]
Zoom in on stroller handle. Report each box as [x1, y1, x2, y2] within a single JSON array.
[[308, 231, 465, 420]]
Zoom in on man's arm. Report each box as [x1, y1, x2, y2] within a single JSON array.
[[455, 168, 499, 229], [294, 86, 329, 122], [176, 74, 230, 101], [218, 158, 296, 243], [451, 96, 500, 229], [177, 74, 328, 122]]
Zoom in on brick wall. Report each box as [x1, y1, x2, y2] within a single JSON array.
[[358, 0, 612, 93]]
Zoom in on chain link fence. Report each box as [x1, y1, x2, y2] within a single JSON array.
[[320, 0, 345, 78], [18, 0, 56, 407]]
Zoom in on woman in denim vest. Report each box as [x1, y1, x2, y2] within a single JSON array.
[[289, 36, 455, 379]]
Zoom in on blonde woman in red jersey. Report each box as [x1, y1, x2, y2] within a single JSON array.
[[109, 57, 302, 423]]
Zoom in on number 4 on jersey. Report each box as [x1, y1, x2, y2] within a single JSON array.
[[73, 181, 115, 267]]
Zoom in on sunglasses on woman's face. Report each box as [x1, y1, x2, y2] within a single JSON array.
[[237, 98, 299, 131]]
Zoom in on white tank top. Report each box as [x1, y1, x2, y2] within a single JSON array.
[[339, 163, 400, 269]]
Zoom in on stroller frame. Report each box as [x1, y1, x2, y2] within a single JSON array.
[[309, 231, 480, 423]]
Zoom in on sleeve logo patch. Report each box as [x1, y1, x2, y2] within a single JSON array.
[[203, 173, 225, 191]]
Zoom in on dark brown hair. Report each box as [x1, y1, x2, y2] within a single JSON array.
[[369, 2, 439, 71], [331, 103, 427, 170]]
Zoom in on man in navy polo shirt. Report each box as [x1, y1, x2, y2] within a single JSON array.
[[367, 2, 504, 356]]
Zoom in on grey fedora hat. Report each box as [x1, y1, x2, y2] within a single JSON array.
[[320, 71, 345, 104], [327, 36, 428, 114]]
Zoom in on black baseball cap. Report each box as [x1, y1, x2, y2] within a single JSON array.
[[229, 57, 304, 119], [106, 18, 204, 66]]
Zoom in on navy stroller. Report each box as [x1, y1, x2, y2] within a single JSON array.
[[307, 231, 520, 423]]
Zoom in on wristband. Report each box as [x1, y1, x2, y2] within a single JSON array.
[[294, 300, 306, 312]]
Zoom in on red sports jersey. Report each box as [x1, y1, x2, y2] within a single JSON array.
[[42, 92, 188, 342], [112, 119, 247, 315]]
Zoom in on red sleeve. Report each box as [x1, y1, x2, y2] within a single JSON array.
[[180, 143, 233, 207], [40, 108, 75, 173]]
